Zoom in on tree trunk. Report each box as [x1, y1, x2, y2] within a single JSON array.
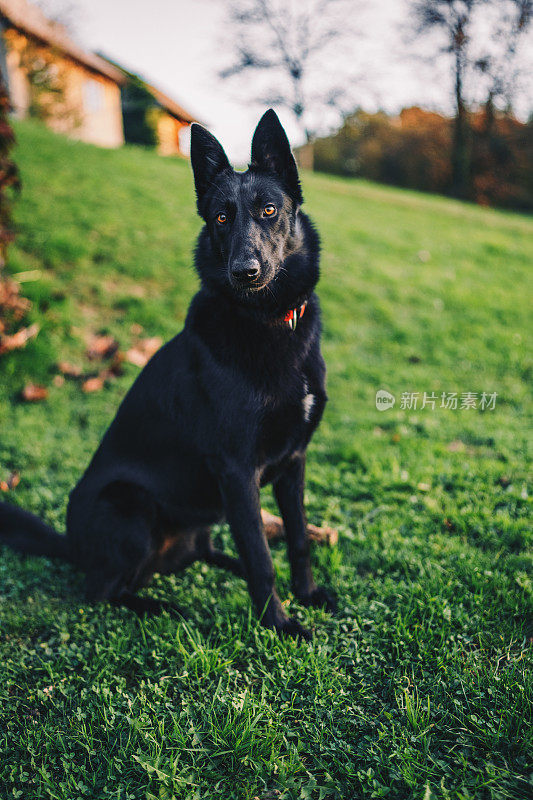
[[296, 141, 314, 170], [483, 91, 495, 136], [451, 49, 471, 199]]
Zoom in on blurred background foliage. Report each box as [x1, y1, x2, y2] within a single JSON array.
[[311, 106, 533, 210]]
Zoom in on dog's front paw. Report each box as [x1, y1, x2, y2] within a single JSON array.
[[300, 586, 337, 613], [276, 616, 312, 641]]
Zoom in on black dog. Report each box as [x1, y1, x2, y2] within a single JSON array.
[[0, 110, 334, 638]]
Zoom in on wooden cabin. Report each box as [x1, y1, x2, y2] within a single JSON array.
[[143, 81, 198, 157], [0, 0, 200, 156], [102, 57, 199, 157], [0, 0, 125, 148]]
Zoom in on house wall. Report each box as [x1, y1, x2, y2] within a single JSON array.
[[156, 112, 188, 156], [3, 28, 124, 148]]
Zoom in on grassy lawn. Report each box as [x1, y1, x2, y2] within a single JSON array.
[[0, 120, 531, 800]]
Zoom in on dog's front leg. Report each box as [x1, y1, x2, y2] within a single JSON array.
[[273, 456, 336, 612], [217, 465, 310, 639]]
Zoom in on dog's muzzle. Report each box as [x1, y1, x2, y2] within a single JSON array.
[[229, 258, 261, 287]]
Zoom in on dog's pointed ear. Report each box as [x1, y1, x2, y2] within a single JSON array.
[[251, 109, 303, 205], [190, 124, 231, 216]]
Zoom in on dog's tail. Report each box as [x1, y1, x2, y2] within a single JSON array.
[[0, 502, 71, 561]]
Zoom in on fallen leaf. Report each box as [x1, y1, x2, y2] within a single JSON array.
[[106, 352, 124, 377], [125, 347, 147, 367], [86, 334, 119, 361], [57, 361, 82, 377], [0, 471, 20, 492], [9, 471, 20, 488], [0, 322, 39, 355], [0, 276, 31, 321], [21, 383, 48, 402], [53, 375, 65, 387], [126, 336, 162, 367], [82, 376, 105, 393], [448, 440, 465, 452], [141, 336, 163, 356]]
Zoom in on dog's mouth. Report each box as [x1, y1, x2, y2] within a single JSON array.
[[229, 272, 273, 294], [231, 282, 270, 297], [239, 280, 269, 293]]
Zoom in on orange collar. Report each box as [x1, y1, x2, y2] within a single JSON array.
[[283, 301, 307, 331]]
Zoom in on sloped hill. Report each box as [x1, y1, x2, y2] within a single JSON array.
[[0, 120, 531, 799]]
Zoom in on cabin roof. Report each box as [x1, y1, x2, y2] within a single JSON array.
[[100, 54, 201, 125], [143, 81, 198, 125], [0, 0, 125, 84]]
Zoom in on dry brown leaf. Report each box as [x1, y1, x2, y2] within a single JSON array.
[[126, 336, 163, 367], [0, 322, 39, 355], [86, 334, 119, 361], [0, 276, 31, 321], [21, 383, 48, 402], [447, 440, 465, 452], [0, 471, 20, 492], [106, 352, 124, 377], [141, 336, 163, 356], [53, 374, 65, 387], [57, 361, 82, 377], [82, 376, 104, 393], [9, 471, 20, 489], [125, 347, 148, 367]]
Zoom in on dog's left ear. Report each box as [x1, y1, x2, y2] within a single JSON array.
[[251, 109, 303, 205]]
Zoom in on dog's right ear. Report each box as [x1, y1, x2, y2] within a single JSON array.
[[190, 124, 231, 216]]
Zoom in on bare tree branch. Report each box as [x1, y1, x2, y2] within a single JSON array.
[[474, 0, 532, 107], [217, 0, 363, 143]]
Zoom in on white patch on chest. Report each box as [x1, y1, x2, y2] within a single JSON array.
[[302, 392, 315, 422]]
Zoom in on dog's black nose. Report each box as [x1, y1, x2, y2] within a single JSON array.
[[231, 259, 261, 283]]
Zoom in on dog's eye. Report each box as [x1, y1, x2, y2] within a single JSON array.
[[263, 204, 277, 217], [216, 212, 227, 224]]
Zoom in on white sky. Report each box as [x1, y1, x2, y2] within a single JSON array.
[[42, 0, 533, 162]]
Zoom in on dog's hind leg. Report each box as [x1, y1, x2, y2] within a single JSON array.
[[156, 525, 246, 579], [78, 482, 158, 608], [204, 544, 245, 578]]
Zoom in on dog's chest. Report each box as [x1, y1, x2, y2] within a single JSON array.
[[257, 376, 323, 469], [301, 381, 316, 423]]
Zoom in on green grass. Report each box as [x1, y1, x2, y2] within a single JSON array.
[[0, 119, 531, 800]]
